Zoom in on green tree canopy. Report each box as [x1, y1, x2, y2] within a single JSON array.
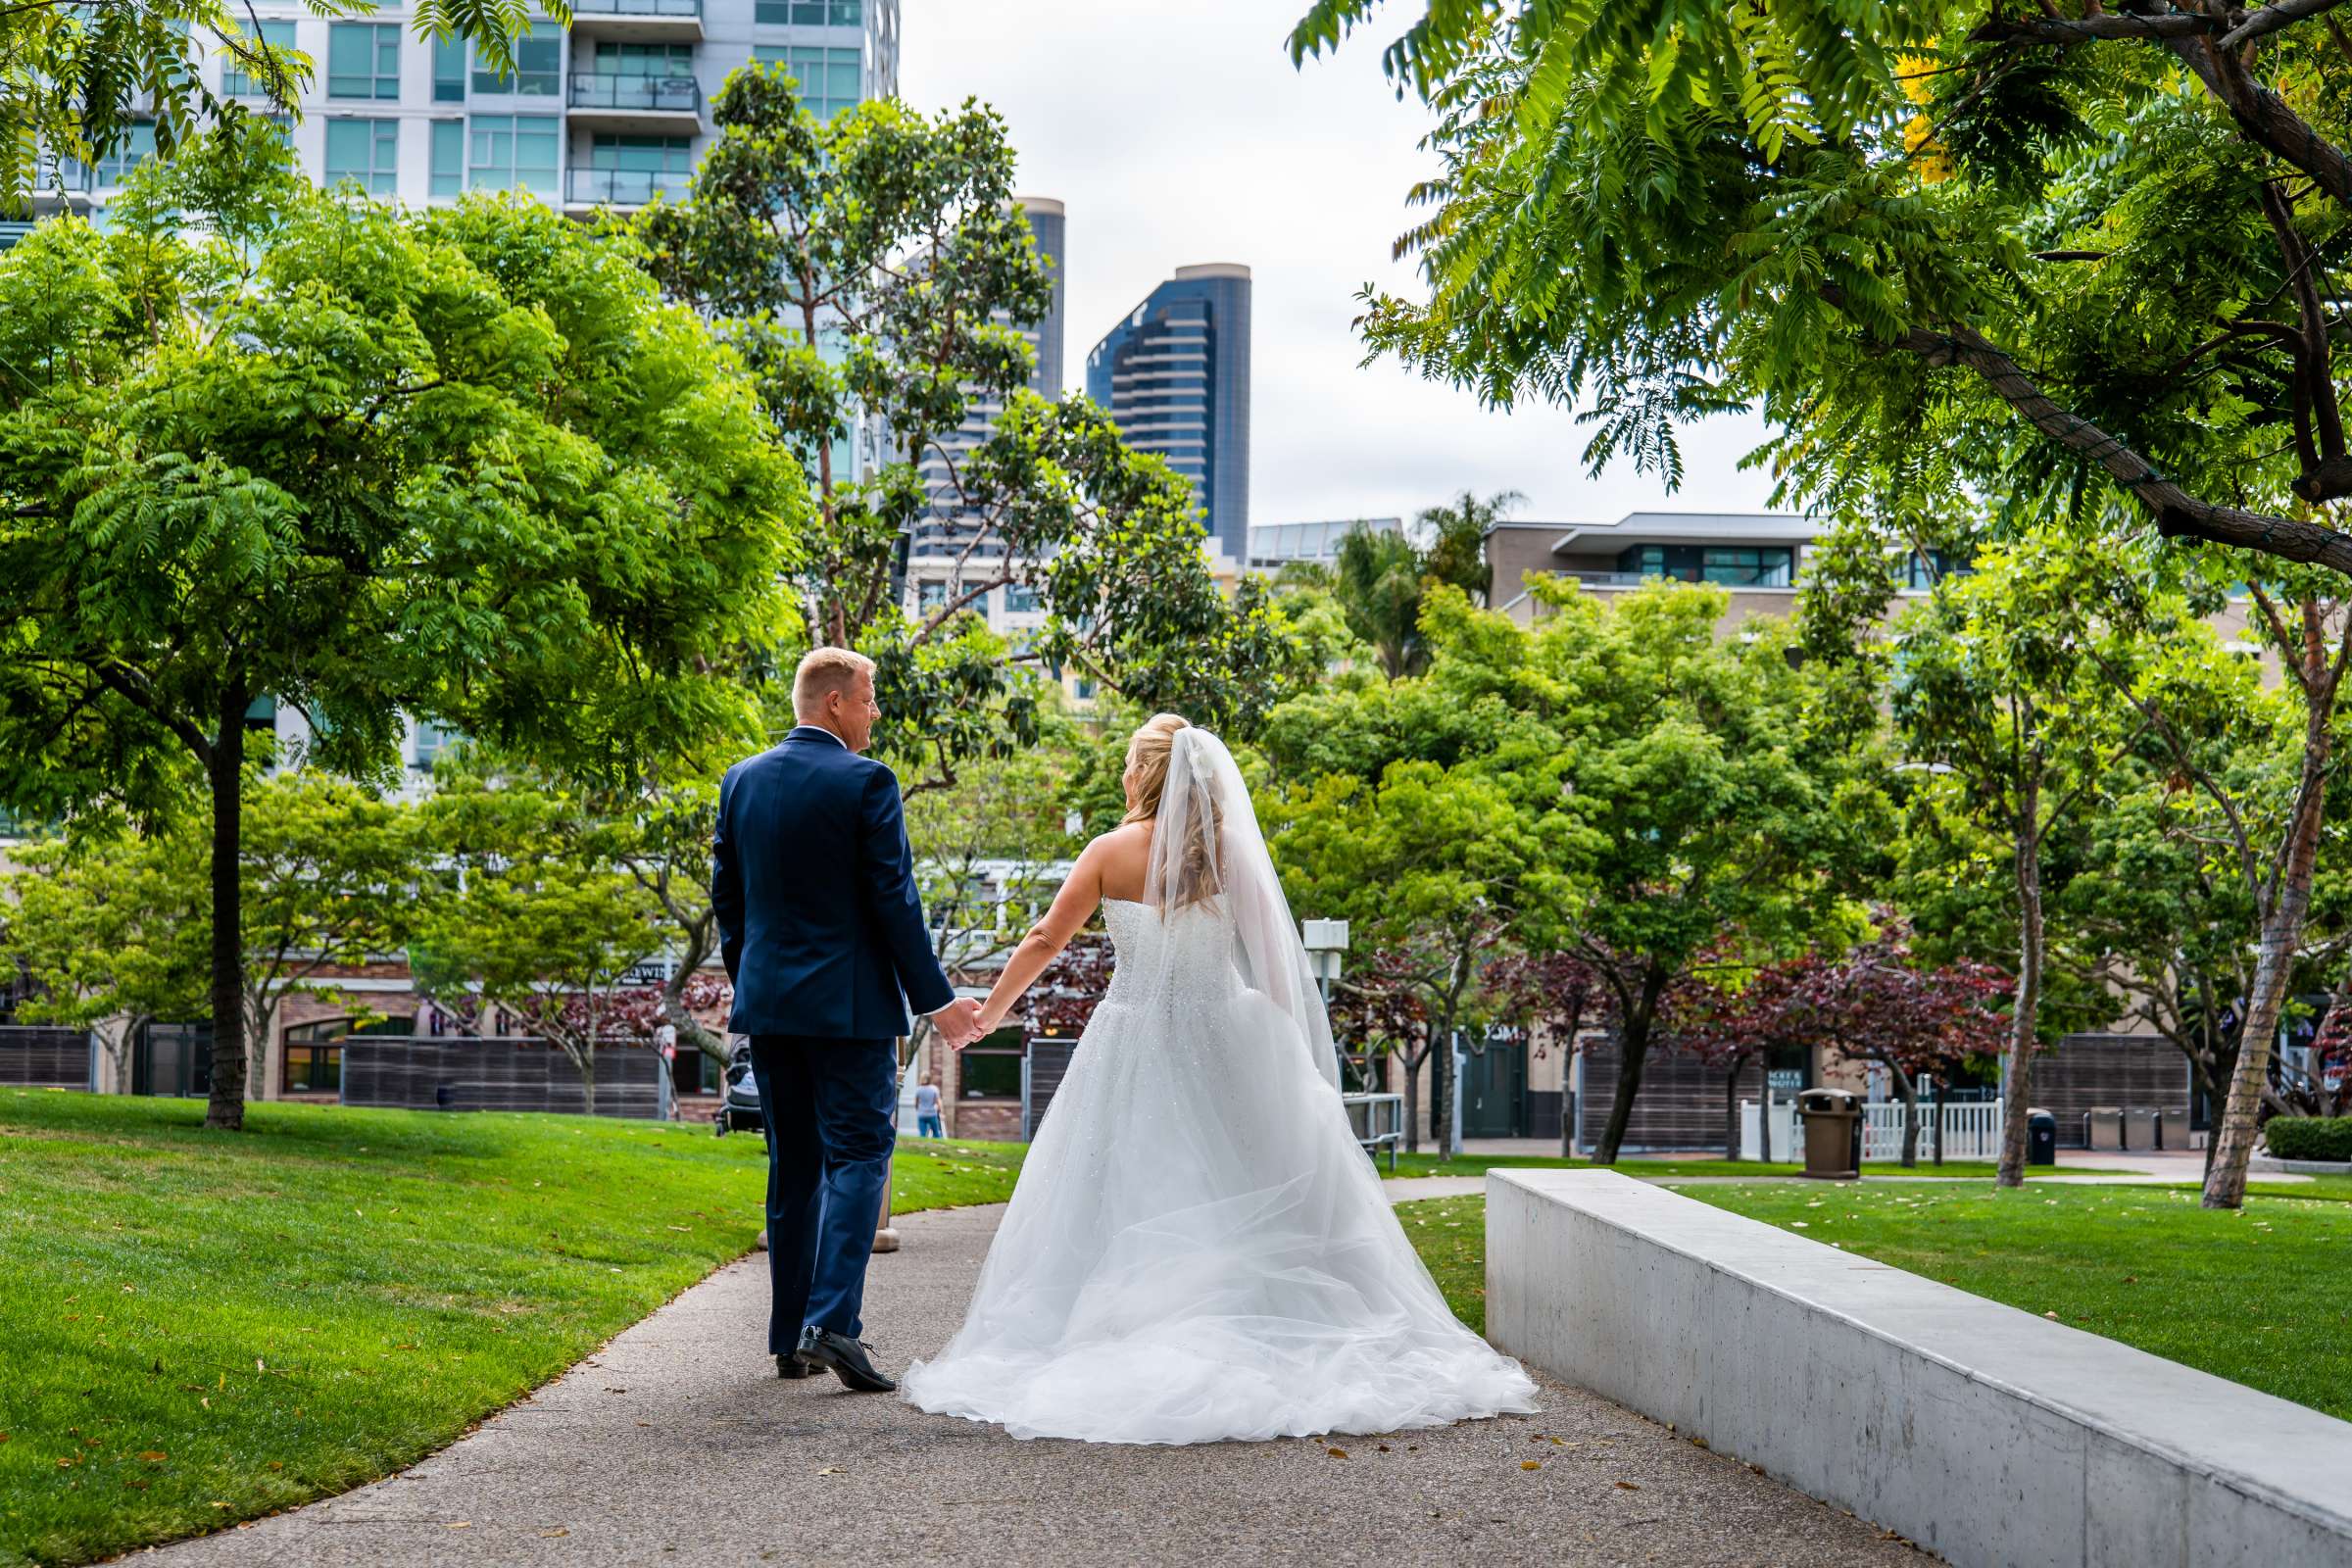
[[1294, 1, 2352, 574], [0, 128, 804, 1128], [634, 68, 1310, 782]]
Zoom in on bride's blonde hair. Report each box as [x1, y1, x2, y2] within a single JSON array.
[[1122, 712, 1221, 908]]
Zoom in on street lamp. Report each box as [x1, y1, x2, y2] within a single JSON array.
[[1300, 918, 1349, 1008]]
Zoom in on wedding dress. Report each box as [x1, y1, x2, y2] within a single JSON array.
[[900, 729, 1538, 1445]]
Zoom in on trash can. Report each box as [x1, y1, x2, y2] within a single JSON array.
[[1797, 1088, 1863, 1180], [2027, 1108, 2057, 1166], [2123, 1107, 2159, 1151], [2156, 1106, 2190, 1152]]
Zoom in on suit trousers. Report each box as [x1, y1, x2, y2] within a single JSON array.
[[750, 1034, 898, 1350]]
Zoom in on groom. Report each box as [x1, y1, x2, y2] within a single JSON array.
[[711, 647, 982, 1393]]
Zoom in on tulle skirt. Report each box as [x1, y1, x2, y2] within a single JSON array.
[[900, 987, 1540, 1445]]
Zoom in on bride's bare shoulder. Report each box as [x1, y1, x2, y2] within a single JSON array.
[[1083, 822, 1152, 902]]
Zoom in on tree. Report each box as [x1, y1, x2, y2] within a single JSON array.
[[0, 131, 800, 1128], [1799, 933, 2011, 1168], [1269, 761, 1534, 1155], [1266, 579, 1871, 1161], [414, 783, 665, 1114], [0, 829, 207, 1086], [1482, 948, 1609, 1156], [1672, 956, 1797, 1163], [0, 1, 540, 220], [633, 68, 1310, 784], [1323, 943, 1439, 1146], [1891, 532, 2157, 1184], [1331, 491, 1513, 682], [1294, 2, 2352, 576], [2082, 569, 2352, 1205], [228, 772, 430, 1073]]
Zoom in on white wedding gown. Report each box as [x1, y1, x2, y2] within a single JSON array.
[[900, 896, 1540, 1445]]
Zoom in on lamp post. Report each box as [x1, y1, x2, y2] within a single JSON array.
[[1300, 918, 1349, 1006]]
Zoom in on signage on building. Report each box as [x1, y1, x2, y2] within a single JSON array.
[[620, 958, 677, 988], [1766, 1068, 1803, 1091]]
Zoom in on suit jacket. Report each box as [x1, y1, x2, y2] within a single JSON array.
[[711, 726, 956, 1039]]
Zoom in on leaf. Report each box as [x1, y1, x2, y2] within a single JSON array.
[[1521, 1459, 1543, 1470], [1327, 1446, 1348, 1459], [138, 1450, 168, 1462], [1615, 1481, 1641, 1491], [815, 1466, 844, 1476], [540, 1528, 569, 1539]]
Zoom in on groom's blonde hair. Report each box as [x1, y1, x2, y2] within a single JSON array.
[[793, 646, 875, 716]]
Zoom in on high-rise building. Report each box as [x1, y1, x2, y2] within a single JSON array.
[[1086, 263, 1251, 562], [904, 196, 1065, 644], [32, 1, 897, 226]]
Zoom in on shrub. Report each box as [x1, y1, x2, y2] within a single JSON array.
[[2262, 1117, 2352, 1163]]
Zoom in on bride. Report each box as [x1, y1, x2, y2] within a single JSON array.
[[900, 713, 1538, 1445]]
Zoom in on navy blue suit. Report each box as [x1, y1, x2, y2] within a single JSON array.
[[711, 726, 956, 1348]]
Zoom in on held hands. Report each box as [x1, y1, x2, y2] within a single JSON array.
[[931, 997, 985, 1051]]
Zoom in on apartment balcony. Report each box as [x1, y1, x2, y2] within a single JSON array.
[[566, 74, 704, 132], [568, 0, 704, 41], [564, 166, 691, 212]]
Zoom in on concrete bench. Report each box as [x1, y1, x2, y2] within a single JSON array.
[[1485, 1169, 2352, 1568]]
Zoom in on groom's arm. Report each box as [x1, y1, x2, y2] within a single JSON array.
[[710, 766, 745, 983], [858, 764, 956, 1019]]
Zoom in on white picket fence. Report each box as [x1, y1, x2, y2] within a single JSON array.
[[1740, 1098, 2005, 1163]]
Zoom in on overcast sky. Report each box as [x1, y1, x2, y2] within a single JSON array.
[[897, 0, 1781, 530]]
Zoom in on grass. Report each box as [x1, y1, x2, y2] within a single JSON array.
[[1396, 1179, 2352, 1424], [1396, 1195, 1490, 1333], [0, 1092, 1023, 1568], [1385, 1151, 2116, 1182]]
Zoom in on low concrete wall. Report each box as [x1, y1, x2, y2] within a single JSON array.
[[1486, 1169, 2352, 1568]]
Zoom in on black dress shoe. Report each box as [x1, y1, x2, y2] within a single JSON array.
[[775, 1352, 814, 1380], [797, 1326, 897, 1393]]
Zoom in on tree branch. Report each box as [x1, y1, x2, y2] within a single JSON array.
[[2218, 0, 2349, 51], [1824, 285, 2352, 572]]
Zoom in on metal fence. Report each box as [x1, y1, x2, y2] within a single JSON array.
[[1742, 1099, 2006, 1162], [0, 1026, 91, 1090], [340, 1037, 671, 1119]]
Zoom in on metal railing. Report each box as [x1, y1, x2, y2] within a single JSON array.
[[567, 74, 703, 113], [564, 166, 690, 205], [572, 0, 703, 16]]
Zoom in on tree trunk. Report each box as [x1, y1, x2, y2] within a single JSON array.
[[1433, 1028, 1456, 1161], [1399, 1043, 1424, 1154], [1894, 1061, 1919, 1168], [1931, 1071, 1943, 1167], [1593, 976, 1663, 1165], [2206, 758, 2332, 1207], [1997, 807, 2044, 1189], [203, 695, 249, 1131], [579, 1051, 597, 1117]]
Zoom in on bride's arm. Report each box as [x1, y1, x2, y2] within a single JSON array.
[[965, 844, 1103, 1043]]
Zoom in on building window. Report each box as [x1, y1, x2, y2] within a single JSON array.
[[468, 114, 560, 195], [1902, 548, 1969, 590], [590, 40, 695, 76], [323, 118, 399, 195], [222, 20, 296, 98], [282, 1042, 343, 1094], [916, 579, 948, 612], [412, 718, 462, 770], [1699, 547, 1792, 587], [91, 122, 158, 188], [429, 120, 464, 198], [1004, 583, 1040, 613], [326, 23, 401, 100], [957, 1029, 1022, 1100], [755, 0, 860, 24], [589, 133, 692, 172], [753, 43, 861, 120], [432, 33, 467, 102], [474, 21, 563, 95]]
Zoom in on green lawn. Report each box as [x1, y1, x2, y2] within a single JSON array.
[[1386, 1151, 2110, 1182], [0, 1092, 1024, 1568], [1396, 1181, 2352, 1424]]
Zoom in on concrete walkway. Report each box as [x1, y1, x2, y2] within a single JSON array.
[[142, 1204, 1927, 1568]]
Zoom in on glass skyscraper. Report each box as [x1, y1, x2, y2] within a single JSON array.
[[1085, 263, 1252, 561]]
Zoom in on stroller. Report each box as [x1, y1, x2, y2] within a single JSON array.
[[712, 1037, 765, 1138]]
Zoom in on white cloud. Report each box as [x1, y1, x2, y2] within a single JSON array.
[[897, 0, 1783, 528]]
